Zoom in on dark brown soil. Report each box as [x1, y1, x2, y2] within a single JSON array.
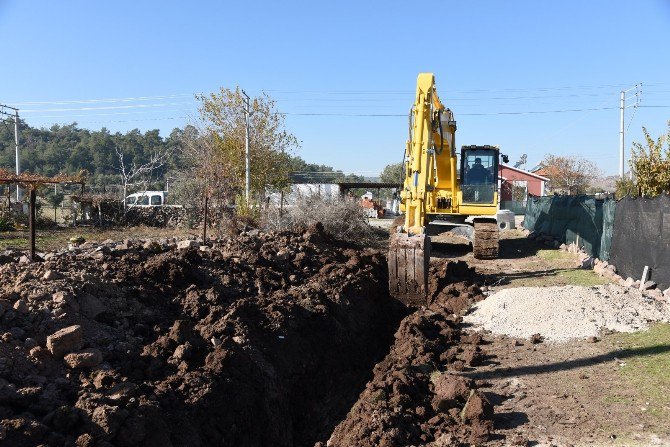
[[325, 261, 495, 446], [0, 224, 405, 446]]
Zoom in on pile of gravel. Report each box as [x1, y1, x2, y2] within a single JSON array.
[[463, 284, 670, 341]]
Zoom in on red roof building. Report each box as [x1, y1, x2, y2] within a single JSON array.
[[499, 165, 549, 202]]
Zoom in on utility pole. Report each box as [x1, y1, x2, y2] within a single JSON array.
[[619, 90, 626, 179], [0, 104, 20, 201], [14, 111, 21, 202], [619, 84, 642, 179], [242, 90, 251, 205]]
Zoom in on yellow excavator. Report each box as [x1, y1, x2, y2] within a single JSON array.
[[389, 73, 508, 303]]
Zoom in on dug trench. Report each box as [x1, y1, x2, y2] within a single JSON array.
[[0, 224, 496, 446]]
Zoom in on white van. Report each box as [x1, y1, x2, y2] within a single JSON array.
[[125, 191, 168, 207]]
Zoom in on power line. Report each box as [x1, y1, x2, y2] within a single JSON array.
[[12, 93, 194, 106], [22, 101, 196, 113]]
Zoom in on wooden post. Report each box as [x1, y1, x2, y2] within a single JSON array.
[[29, 188, 36, 261], [202, 194, 209, 243]]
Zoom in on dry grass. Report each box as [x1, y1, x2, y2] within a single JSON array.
[[264, 196, 377, 244]]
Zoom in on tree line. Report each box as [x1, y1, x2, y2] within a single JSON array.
[[0, 117, 364, 194]]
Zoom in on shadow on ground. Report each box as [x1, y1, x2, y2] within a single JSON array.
[[459, 344, 670, 381]]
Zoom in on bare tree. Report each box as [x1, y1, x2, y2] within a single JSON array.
[[115, 144, 172, 211], [541, 155, 600, 195]]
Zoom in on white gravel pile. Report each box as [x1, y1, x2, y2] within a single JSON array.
[[464, 284, 670, 342]]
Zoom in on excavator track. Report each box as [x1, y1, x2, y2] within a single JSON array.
[[473, 221, 499, 259]]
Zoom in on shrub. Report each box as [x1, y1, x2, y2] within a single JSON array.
[[264, 195, 375, 243]]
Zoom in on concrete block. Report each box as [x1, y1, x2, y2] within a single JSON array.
[[46, 325, 83, 358]]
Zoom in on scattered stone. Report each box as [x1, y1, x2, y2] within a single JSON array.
[[529, 333, 544, 344], [642, 280, 657, 290], [64, 348, 103, 368], [13, 299, 28, 314], [586, 336, 599, 343], [42, 269, 61, 281], [46, 325, 83, 358], [580, 257, 595, 269], [172, 342, 193, 362], [646, 289, 663, 300], [107, 382, 138, 401], [177, 240, 198, 250]]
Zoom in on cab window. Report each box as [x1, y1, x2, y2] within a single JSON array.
[[150, 195, 162, 205], [136, 195, 149, 205]]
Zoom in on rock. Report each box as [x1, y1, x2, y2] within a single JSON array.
[[580, 257, 595, 269], [529, 333, 544, 344], [46, 325, 83, 358], [460, 389, 493, 422], [173, 342, 193, 362], [177, 240, 198, 250], [509, 434, 529, 446], [664, 287, 670, 297], [642, 280, 657, 290], [64, 348, 103, 368], [75, 433, 94, 447], [79, 293, 107, 319], [24, 337, 38, 349], [93, 371, 116, 389], [169, 320, 193, 344], [13, 299, 28, 313], [18, 255, 30, 264], [276, 250, 291, 261], [606, 264, 617, 273], [143, 240, 161, 251], [624, 277, 635, 288], [586, 336, 599, 343], [91, 404, 127, 436], [432, 375, 473, 412], [107, 382, 138, 401], [646, 289, 663, 300], [43, 269, 61, 281]]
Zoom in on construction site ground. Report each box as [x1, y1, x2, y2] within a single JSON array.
[[0, 221, 668, 446], [431, 225, 670, 446]]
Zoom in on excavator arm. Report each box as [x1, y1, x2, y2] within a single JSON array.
[[389, 73, 453, 304]]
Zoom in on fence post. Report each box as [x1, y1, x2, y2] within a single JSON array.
[[29, 188, 36, 261], [202, 194, 209, 243]]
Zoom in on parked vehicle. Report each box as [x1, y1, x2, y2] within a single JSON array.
[[125, 191, 169, 207]]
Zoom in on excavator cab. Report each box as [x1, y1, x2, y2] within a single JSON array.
[[461, 146, 498, 204]]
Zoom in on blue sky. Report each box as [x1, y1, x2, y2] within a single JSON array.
[[1, 0, 669, 176]]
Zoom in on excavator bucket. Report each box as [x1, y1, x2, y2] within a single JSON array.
[[388, 233, 431, 305]]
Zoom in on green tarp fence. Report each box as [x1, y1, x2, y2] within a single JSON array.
[[524, 195, 616, 260]]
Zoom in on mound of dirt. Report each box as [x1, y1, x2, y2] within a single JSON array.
[[0, 224, 405, 446], [325, 266, 495, 446]]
